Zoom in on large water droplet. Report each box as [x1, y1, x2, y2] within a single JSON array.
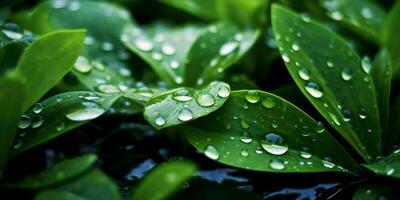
[[2, 23, 23, 40], [204, 145, 219, 160], [305, 82, 323, 98], [97, 84, 120, 94], [178, 109, 193, 121], [217, 86, 230, 98], [361, 56, 372, 74], [261, 133, 288, 155], [197, 94, 215, 107], [270, 158, 285, 170], [155, 115, 166, 126], [66, 102, 106, 121], [341, 68, 352, 81], [173, 90, 193, 102], [33, 103, 43, 114], [298, 68, 310, 80], [219, 42, 239, 56], [245, 90, 260, 103], [74, 56, 92, 73], [18, 115, 31, 129], [135, 38, 154, 51]]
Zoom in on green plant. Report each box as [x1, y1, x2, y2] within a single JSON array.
[[1, 0, 400, 199]]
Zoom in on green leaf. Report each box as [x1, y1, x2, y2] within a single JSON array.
[[271, 4, 381, 162], [144, 81, 231, 130], [6, 154, 97, 189], [46, 169, 122, 200], [183, 90, 359, 174], [352, 184, 399, 200], [0, 76, 25, 177], [0, 40, 29, 75], [382, 0, 400, 78], [371, 49, 392, 149], [130, 160, 197, 200], [35, 190, 87, 200], [11, 91, 121, 156], [320, 0, 385, 43], [363, 149, 400, 179], [216, 0, 268, 27], [122, 23, 204, 86], [160, 0, 219, 20], [184, 23, 259, 86], [15, 29, 85, 110], [24, 0, 135, 91], [172, 180, 263, 200]]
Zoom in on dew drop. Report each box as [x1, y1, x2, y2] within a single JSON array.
[[331, 11, 343, 21], [342, 108, 352, 122], [169, 60, 180, 69], [361, 56, 372, 74], [245, 90, 260, 103], [341, 68, 352, 81], [155, 115, 166, 126], [161, 43, 176, 55], [329, 112, 341, 126], [240, 149, 249, 157], [219, 42, 239, 56], [300, 151, 312, 159], [270, 158, 285, 170], [66, 103, 105, 121], [358, 108, 368, 119], [240, 132, 253, 144], [101, 42, 114, 51], [31, 115, 44, 128], [322, 158, 335, 168], [68, 0, 81, 11], [175, 76, 183, 84], [33, 103, 43, 114], [51, 0, 67, 9], [305, 82, 323, 98], [204, 145, 219, 160], [326, 60, 334, 68], [97, 84, 120, 94], [173, 90, 193, 102], [261, 133, 288, 155], [315, 122, 325, 133], [298, 68, 310, 80], [178, 109, 193, 121], [255, 147, 263, 154], [281, 53, 290, 63], [1, 23, 23, 40], [217, 86, 230, 98], [361, 7, 373, 19], [74, 56, 92, 73], [240, 119, 250, 129], [135, 38, 154, 51], [262, 97, 276, 109], [197, 94, 215, 107], [291, 43, 300, 51], [151, 52, 163, 61], [56, 122, 65, 131], [18, 115, 31, 129]]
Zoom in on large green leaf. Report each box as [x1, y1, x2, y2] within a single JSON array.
[[184, 23, 259, 86], [371, 49, 392, 149], [23, 0, 136, 90], [160, 0, 218, 20], [130, 160, 197, 200], [320, 0, 385, 43], [184, 90, 359, 174], [41, 169, 122, 200], [363, 149, 400, 179], [352, 184, 399, 200], [0, 76, 25, 177], [6, 154, 97, 189], [35, 190, 87, 200], [216, 0, 268, 27], [11, 91, 121, 156], [382, 0, 400, 78], [122, 23, 204, 86], [144, 81, 231, 130], [271, 4, 381, 162], [15, 29, 85, 110]]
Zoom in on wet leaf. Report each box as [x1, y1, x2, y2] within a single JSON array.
[[272, 5, 381, 162], [6, 154, 97, 189], [160, 0, 218, 20], [35, 190, 87, 200], [130, 160, 197, 200], [363, 149, 400, 179], [183, 90, 359, 174], [184, 23, 259, 86], [320, 0, 385, 43], [216, 0, 268, 27], [11, 91, 121, 156], [144, 81, 231, 130], [352, 184, 399, 200], [0, 40, 29, 75], [122, 23, 204, 86], [382, 0, 400, 78], [15, 29, 85, 110]]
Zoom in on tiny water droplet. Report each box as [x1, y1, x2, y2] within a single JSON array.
[[68, 1, 81, 11], [305, 82, 323, 98], [101, 42, 114, 51], [342, 108, 352, 122], [169, 60, 180, 69], [322, 158, 335, 168], [326, 60, 334, 68], [245, 90, 260, 103], [151, 52, 163, 61], [240, 119, 250, 129], [204, 145, 219, 160], [51, 0, 67, 9], [219, 42, 239, 56], [341, 68, 352, 81], [361, 7, 373, 19], [331, 11, 343, 21], [315, 122, 325, 133], [300, 151, 312, 159], [178, 109, 193, 121], [31, 115, 44, 128], [329, 112, 341, 126]]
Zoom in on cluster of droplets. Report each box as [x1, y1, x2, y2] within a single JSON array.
[[322, 0, 374, 22]]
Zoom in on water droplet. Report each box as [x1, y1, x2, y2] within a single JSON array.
[[175, 76, 183, 84], [169, 60, 180, 69], [255, 147, 263, 154], [300, 125, 311, 137], [2, 23, 23, 40], [341, 68, 352, 81], [329, 112, 341, 126], [84, 36, 95, 45], [261, 133, 288, 155], [301, 15, 311, 22], [361, 56, 372, 74], [322, 158, 335, 168], [386, 168, 395, 176], [173, 90, 193, 102], [33, 103, 43, 114], [102, 42, 114, 51], [219, 42, 239, 56], [270, 158, 285, 170], [326, 60, 334, 68], [315, 122, 325, 133], [51, 0, 67, 9], [281, 53, 290, 63], [240, 132, 253, 143], [135, 38, 154, 51], [361, 7, 373, 19], [74, 56, 92, 73], [262, 97, 276, 109], [240, 149, 249, 157], [18, 115, 31, 129], [204, 145, 219, 160], [13, 140, 23, 149], [151, 52, 163, 61], [118, 68, 131, 77], [298, 68, 310, 80], [358, 108, 368, 119], [330, 11, 343, 21], [97, 84, 120, 94], [197, 94, 215, 107], [68, 0, 80, 11], [155, 115, 166, 126], [342, 108, 352, 122], [66, 103, 105, 121], [178, 109, 193, 121], [217, 86, 230, 98], [305, 82, 323, 98], [245, 90, 260, 103], [56, 122, 65, 131], [240, 119, 250, 129], [161, 43, 176, 55], [300, 151, 312, 159], [31, 115, 44, 128], [291, 43, 300, 51]]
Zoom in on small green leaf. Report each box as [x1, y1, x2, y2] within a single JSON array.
[[0, 76, 25, 177], [272, 4, 381, 162], [160, 0, 219, 20], [6, 154, 97, 189], [130, 160, 197, 200], [122, 23, 204, 86], [11, 91, 121, 156], [15, 29, 85, 110], [144, 81, 231, 130], [320, 0, 385, 43], [184, 91, 359, 174], [48, 169, 122, 200], [184, 23, 259, 86], [371, 49, 392, 149], [352, 184, 399, 200], [35, 190, 87, 200], [0, 40, 29, 75], [382, 0, 400, 78], [363, 149, 400, 179]]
